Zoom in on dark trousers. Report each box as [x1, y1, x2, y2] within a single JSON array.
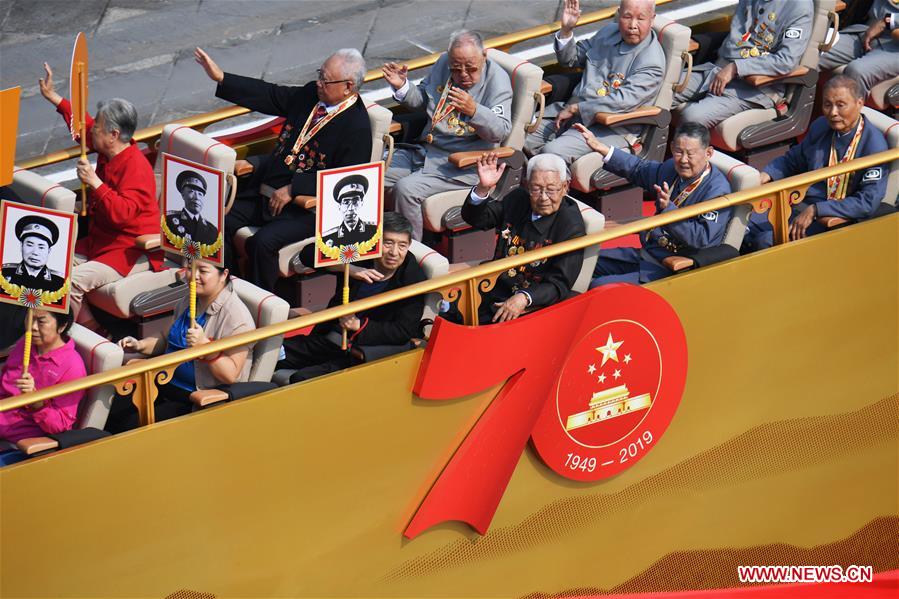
[[591, 247, 670, 287], [225, 197, 315, 292], [744, 202, 828, 251], [277, 333, 350, 384], [105, 383, 193, 433]]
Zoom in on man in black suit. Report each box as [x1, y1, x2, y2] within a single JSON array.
[[278, 212, 425, 382], [194, 47, 373, 291], [2, 215, 67, 293], [165, 170, 218, 245], [462, 152, 586, 324]]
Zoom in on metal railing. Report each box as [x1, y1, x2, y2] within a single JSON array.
[[2, 147, 896, 422], [16, 1, 674, 171]]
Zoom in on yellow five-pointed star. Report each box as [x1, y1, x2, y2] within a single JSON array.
[[596, 333, 623, 367]]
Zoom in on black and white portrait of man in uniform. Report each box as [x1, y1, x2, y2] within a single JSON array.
[[321, 174, 378, 248], [165, 169, 219, 245], [1, 215, 66, 292]]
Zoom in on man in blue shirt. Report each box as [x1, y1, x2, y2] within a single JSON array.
[[746, 75, 890, 250], [576, 122, 733, 285]]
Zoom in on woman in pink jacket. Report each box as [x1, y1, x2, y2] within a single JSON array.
[[0, 310, 86, 464]]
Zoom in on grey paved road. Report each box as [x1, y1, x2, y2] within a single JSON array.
[[1, 0, 613, 162]]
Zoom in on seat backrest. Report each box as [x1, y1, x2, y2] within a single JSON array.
[[485, 48, 544, 150], [408, 239, 450, 333], [571, 199, 606, 293], [69, 323, 124, 430], [366, 102, 393, 163], [861, 107, 899, 207], [154, 124, 237, 202], [802, 0, 837, 71], [653, 16, 692, 111], [230, 278, 290, 382], [709, 150, 761, 250], [8, 168, 77, 213]]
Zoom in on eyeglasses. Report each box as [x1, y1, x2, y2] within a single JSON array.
[[449, 64, 480, 75], [317, 69, 352, 86], [528, 186, 562, 198]]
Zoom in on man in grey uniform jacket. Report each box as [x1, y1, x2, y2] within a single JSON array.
[[382, 30, 513, 241], [524, 0, 665, 164], [819, 0, 899, 93], [673, 0, 813, 129]]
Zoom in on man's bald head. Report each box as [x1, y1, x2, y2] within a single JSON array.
[[618, 0, 655, 45]]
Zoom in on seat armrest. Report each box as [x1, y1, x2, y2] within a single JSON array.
[[818, 216, 849, 228], [593, 106, 669, 128], [190, 389, 230, 407], [688, 245, 740, 268], [235, 162, 254, 177], [16, 436, 59, 455], [688, 38, 699, 52], [295, 195, 317, 210], [191, 382, 278, 408], [135, 234, 161, 250], [389, 121, 401, 135], [744, 67, 811, 87], [835, 0, 846, 10], [448, 146, 516, 168], [540, 80, 552, 95], [661, 256, 696, 272]]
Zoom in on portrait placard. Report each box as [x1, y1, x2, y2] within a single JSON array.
[[314, 161, 384, 267], [0, 201, 78, 314], [161, 153, 225, 265]]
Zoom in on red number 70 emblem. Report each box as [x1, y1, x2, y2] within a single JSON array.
[[405, 284, 687, 538]]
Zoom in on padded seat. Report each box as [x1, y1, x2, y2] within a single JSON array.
[[710, 0, 837, 152], [571, 199, 606, 292], [8, 168, 77, 212], [573, 15, 691, 192], [868, 76, 899, 112], [422, 48, 544, 234]]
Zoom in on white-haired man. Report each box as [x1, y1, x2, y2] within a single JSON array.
[[382, 30, 513, 240], [195, 47, 372, 291], [461, 152, 586, 324], [524, 0, 666, 163]]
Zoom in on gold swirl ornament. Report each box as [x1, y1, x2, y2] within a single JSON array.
[[0, 274, 70, 308], [160, 215, 224, 259], [316, 226, 382, 262]]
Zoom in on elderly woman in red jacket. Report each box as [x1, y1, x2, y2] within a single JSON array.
[[38, 63, 163, 330]]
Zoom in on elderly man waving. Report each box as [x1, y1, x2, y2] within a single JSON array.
[[195, 47, 372, 292], [524, 0, 666, 163], [462, 153, 586, 324], [578, 122, 732, 286], [382, 30, 513, 241]]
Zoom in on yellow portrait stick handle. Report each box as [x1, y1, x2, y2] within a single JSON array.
[[341, 263, 350, 350], [78, 63, 88, 217], [189, 261, 197, 328], [22, 308, 33, 375]]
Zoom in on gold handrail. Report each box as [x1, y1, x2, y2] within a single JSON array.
[[16, 1, 675, 171], [2, 146, 896, 413]]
